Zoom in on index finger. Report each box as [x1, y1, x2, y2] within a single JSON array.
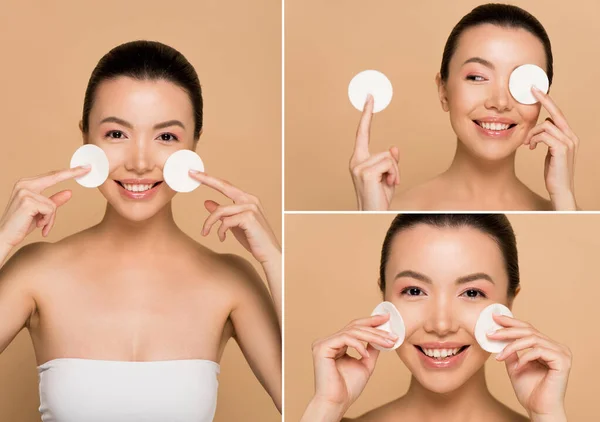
[[354, 94, 374, 160], [28, 166, 92, 193], [532, 87, 574, 136], [348, 313, 390, 328], [189, 170, 244, 202]]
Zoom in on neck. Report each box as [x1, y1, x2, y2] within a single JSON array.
[[403, 367, 496, 421], [443, 140, 523, 197], [91, 202, 182, 252]]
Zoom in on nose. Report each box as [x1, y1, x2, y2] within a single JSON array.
[[124, 138, 153, 174], [422, 296, 459, 337], [484, 79, 512, 112]]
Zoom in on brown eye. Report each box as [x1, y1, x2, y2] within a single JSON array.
[[107, 130, 124, 139], [159, 133, 178, 142]]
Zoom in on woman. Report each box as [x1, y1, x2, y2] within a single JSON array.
[[351, 4, 579, 211], [0, 41, 281, 421], [302, 214, 571, 421]]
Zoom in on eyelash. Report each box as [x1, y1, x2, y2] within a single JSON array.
[[400, 287, 487, 299], [104, 131, 179, 142], [466, 75, 486, 82]]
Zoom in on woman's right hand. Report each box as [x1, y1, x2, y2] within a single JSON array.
[[305, 314, 398, 419], [349, 95, 400, 211], [0, 166, 90, 249]]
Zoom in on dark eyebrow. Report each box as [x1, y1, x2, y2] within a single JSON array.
[[456, 272, 495, 285], [463, 57, 495, 70], [100, 116, 133, 129], [153, 120, 186, 130], [99, 117, 186, 130], [394, 270, 495, 285], [394, 270, 432, 284]]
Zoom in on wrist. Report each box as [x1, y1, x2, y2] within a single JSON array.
[[259, 246, 281, 271], [530, 408, 567, 422], [302, 396, 347, 422], [550, 192, 577, 211]]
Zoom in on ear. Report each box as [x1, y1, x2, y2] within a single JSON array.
[[436, 73, 450, 112]]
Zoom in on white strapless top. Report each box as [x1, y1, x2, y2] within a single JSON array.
[[37, 358, 220, 422]]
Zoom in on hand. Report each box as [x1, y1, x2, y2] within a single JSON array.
[[526, 88, 579, 210], [0, 167, 91, 248], [189, 171, 281, 265], [349, 95, 400, 211], [309, 314, 397, 414], [489, 314, 571, 419]]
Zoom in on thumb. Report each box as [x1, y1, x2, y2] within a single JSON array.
[[362, 343, 381, 374], [390, 146, 400, 163], [503, 350, 519, 377], [204, 200, 220, 213], [49, 190, 73, 207]]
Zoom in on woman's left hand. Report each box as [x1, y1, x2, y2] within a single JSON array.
[[189, 170, 281, 265], [526, 88, 579, 211], [488, 314, 571, 420]]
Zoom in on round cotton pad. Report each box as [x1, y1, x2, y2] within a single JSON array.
[[370, 301, 405, 351], [69, 144, 109, 188], [509, 64, 549, 105], [348, 70, 393, 113], [475, 303, 514, 353], [163, 150, 205, 193]]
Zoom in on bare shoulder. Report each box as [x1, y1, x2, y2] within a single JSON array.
[[390, 177, 446, 210], [1, 241, 56, 279], [345, 400, 401, 422]]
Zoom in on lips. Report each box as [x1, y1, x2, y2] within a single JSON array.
[[415, 344, 470, 369], [114, 179, 163, 200], [472, 120, 517, 139]]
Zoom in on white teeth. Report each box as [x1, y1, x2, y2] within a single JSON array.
[[480, 121, 511, 131], [422, 347, 462, 359], [122, 183, 153, 192]]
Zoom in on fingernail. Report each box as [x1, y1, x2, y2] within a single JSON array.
[[81, 164, 92, 169], [388, 333, 399, 340], [189, 169, 200, 174], [385, 339, 395, 345], [495, 352, 503, 360], [486, 329, 497, 336]]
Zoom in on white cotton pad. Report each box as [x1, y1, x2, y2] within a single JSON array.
[[69, 144, 109, 188], [474, 303, 513, 353], [348, 70, 393, 113], [163, 149, 205, 193], [370, 301, 405, 351], [509, 64, 549, 105]]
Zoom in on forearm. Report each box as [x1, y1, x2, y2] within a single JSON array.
[[261, 249, 282, 326], [301, 398, 346, 422], [0, 233, 13, 266]]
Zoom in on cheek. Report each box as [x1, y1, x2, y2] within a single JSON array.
[[517, 105, 541, 128]]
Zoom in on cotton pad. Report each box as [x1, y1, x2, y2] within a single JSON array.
[[474, 303, 513, 353], [509, 64, 549, 105], [370, 301, 405, 351], [70, 144, 109, 188], [163, 149, 205, 193], [348, 70, 393, 113]]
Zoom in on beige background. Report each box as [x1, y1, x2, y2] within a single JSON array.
[[0, 1, 281, 421], [285, 214, 599, 420], [285, 0, 600, 210]]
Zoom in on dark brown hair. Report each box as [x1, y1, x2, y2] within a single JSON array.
[[379, 214, 520, 296], [440, 3, 553, 85], [81, 40, 203, 140]]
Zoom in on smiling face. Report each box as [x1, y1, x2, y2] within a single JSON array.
[[382, 223, 513, 394], [437, 24, 548, 161], [82, 76, 197, 221]]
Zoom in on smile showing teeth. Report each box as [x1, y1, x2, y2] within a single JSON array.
[[477, 121, 513, 131], [122, 183, 154, 192], [420, 347, 464, 359]]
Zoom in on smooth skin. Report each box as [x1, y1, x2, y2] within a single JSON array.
[[350, 25, 579, 211], [302, 225, 570, 422], [0, 77, 282, 412]]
